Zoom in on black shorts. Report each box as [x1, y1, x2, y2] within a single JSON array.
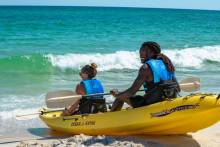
[[129, 93, 163, 108], [78, 98, 107, 114]]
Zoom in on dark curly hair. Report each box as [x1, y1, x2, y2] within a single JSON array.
[[140, 41, 175, 72]]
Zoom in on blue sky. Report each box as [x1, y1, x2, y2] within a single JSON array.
[[1, 0, 220, 10]]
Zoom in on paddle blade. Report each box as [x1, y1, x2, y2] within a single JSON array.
[[46, 90, 81, 109], [179, 76, 200, 92]]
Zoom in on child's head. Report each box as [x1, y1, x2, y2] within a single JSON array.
[[80, 63, 97, 80]]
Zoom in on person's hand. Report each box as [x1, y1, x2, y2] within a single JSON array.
[[110, 89, 119, 97]]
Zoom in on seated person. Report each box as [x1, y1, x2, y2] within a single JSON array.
[[111, 41, 180, 111], [62, 63, 106, 116]]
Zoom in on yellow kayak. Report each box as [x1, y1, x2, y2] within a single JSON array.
[[40, 93, 220, 135]]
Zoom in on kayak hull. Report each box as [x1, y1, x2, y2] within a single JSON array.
[[40, 93, 220, 135]]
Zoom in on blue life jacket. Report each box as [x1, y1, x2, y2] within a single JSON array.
[[143, 59, 175, 92], [81, 79, 104, 99]]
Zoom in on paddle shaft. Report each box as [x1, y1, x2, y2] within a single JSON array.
[[47, 93, 111, 101], [86, 82, 199, 94], [82, 92, 111, 98], [16, 108, 65, 118], [48, 82, 198, 101]]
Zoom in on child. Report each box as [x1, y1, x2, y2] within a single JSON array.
[[62, 63, 106, 116]]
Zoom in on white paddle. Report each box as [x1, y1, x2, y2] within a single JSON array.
[[45, 76, 200, 109]]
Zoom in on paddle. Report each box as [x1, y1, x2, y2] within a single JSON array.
[[46, 76, 200, 109], [15, 108, 64, 120]]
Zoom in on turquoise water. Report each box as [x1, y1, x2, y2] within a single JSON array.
[[0, 6, 220, 135]]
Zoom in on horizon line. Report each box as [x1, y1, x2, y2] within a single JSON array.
[[0, 5, 220, 11]]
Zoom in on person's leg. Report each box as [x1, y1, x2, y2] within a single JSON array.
[[110, 98, 125, 111], [110, 96, 144, 111], [62, 99, 81, 116], [110, 96, 134, 111], [143, 93, 163, 106], [129, 95, 145, 108]]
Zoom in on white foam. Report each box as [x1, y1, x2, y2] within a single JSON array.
[[46, 45, 220, 71], [46, 51, 140, 71], [164, 45, 220, 68], [0, 94, 44, 120], [0, 95, 44, 109]]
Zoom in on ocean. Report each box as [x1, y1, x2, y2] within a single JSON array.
[[0, 6, 220, 136]]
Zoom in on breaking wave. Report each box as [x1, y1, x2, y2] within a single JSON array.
[[1, 45, 220, 73]]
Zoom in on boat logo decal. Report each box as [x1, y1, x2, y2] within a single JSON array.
[[150, 103, 199, 118], [71, 121, 96, 127]]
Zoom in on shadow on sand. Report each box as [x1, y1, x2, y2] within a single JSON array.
[[79, 134, 201, 147]]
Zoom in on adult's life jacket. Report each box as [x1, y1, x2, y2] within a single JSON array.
[[143, 59, 180, 99]]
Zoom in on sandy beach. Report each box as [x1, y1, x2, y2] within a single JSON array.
[[0, 122, 219, 147]]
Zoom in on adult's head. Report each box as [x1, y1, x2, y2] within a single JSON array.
[[139, 41, 161, 63], [139, 41, 175, 72], [80, 63, 97, 80]]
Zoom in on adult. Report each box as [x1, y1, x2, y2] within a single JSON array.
[[111, 41, 180, 111]]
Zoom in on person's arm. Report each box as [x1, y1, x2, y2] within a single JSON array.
[[75, 83, 86, 95], [115, 64, 151, 100]]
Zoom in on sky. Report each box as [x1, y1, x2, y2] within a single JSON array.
[[0, 0, 220, 10]]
